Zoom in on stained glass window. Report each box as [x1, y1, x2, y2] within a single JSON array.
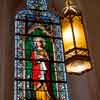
[[14, 0, 69, 100]]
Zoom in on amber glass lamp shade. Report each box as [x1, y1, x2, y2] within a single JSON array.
[[61, 11, 92, 74]]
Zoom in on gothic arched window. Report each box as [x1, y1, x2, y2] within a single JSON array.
[[14, 0, 69, 100]]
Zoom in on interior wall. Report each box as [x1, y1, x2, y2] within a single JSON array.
[[79, 0, 100, 86], [0, 0, 100, 100], [80, 0, 100, 98], [67, 0, 100, 99]]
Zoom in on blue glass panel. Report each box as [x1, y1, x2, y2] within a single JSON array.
[[24, 0, 47, 10], [54, 39, 64, 61]]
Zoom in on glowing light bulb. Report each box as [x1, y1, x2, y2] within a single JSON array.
[[63, 27, 73, 41]]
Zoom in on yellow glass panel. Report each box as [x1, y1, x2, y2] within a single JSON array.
[[72, 16, 87, 48], [36, 83, 50, 100], [62, 18, 74, 52]]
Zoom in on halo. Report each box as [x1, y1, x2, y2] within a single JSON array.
[[33, 37, 46, 47]]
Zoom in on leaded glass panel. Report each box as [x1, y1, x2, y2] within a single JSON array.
[[14, 0, 69, 100]]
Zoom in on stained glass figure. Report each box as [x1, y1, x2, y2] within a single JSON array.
[[14, 0, 69, 100]]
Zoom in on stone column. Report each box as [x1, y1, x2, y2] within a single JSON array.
[[0, 0, 16, 100]]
